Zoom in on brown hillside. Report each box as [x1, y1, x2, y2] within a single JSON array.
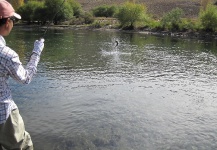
[[77, 0, 202, 18]]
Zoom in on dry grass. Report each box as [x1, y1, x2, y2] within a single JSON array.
[[77, 0, 203, 18]]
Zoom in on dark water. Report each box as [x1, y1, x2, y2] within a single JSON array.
[[6, 27, 217, 150]]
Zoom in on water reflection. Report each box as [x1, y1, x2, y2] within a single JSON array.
[[6, 27, 217, 150]]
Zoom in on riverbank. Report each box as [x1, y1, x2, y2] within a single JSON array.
[[14, 22, 217, 41], [42, 24, 217, 40]]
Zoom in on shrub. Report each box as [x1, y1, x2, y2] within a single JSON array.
[[178, 18, 199, 31], [44, 0, 74, 25], [17, 1, 44, 23], [117, 2, 148, 29], [81, 12, 95, 24], [34, 6, 47, 25], [92, 5, 118, 17], [91, 21, 103, 28], [67, 0, 83, 17], [70, 12, 94, 25], [199, 4, 217, 31], [160, 7, 184, 31], [8, 0, 24, 10], [148, 19, 161, 30], [18, 0, 83, 24]]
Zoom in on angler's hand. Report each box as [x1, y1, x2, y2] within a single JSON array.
[[32, 38, 45, 56]]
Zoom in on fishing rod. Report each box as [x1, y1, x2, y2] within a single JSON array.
[[42, 0, 66, 37]]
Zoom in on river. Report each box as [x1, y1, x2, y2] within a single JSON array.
[[5, 27, 217, 150]]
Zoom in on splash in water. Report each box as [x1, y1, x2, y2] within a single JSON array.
[[101, 38, 120, 55], [100, 37, 131, 57]]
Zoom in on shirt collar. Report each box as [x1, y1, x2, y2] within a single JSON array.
[[0, 35, 6, 47]]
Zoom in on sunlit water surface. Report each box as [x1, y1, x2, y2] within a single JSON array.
[[5, 27, 217, 150]]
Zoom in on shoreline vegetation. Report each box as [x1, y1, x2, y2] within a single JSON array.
[[14, 0, 217, 40], [15, 22, 217, 40], [15, 22, 217, 41]]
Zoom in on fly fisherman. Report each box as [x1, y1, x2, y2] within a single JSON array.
[[0, 1, 44, 149]]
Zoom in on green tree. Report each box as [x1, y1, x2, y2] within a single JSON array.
[[17, 1, 43, 23], [67, 0, 82, 17], [44, 0, 74, 24], [92, 5, 118, 17], [117, 1, 147, 29], [160, 7, 184, 30], [199, 4, 217, 31], [8, 0, 24, 10], [33, 4, 47, 24]]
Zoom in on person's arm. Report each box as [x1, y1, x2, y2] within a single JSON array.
[[7, 39, 44, 84]]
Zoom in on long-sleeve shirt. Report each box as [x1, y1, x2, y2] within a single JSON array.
[[0, 35, 40, 124]]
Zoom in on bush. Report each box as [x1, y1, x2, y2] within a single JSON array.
[[81, 12, 95, 24], [148, 19, 161, 30], [18, 0, 83, 25], [178, 18, 199, 31], [67, 0, 83, 17], [17, 1, 44, 23], [117, 2, 148, 29], [34, 6, 47, 24], [8, 0, 24, 10], [70, 12, 94, 25], [91, 21, 105, 28], [199, 4, 217, 31], [160, 7, 184, 31], [92, 5, 118, 17], [44, 0, 74, 25]]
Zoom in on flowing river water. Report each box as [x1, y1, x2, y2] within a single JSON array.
[[5, 27, 217, 150]]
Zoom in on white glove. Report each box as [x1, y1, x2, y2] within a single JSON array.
[[32, 38, 44, 55]]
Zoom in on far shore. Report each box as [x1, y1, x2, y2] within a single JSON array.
[[14, 24, 217, 41]]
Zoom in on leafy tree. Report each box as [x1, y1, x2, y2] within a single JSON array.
[[92, 5, 107, 17], [67, 0, 82, 17], [8, 0, 24, 10], [160, 7, 184, 30], [44, 0, 74, 24], [33, 5, 47, 24], [92, 5, 118, 17], [17, 1, 43, 23], [82, 12, 94, 24], [117, 1, 147, 29], [199, 4, 217, 31]]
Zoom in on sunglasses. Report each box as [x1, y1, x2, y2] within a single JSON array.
[[9, 17, 19, 24]]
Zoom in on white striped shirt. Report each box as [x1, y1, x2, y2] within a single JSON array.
[[0, 35, 40, 124]]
